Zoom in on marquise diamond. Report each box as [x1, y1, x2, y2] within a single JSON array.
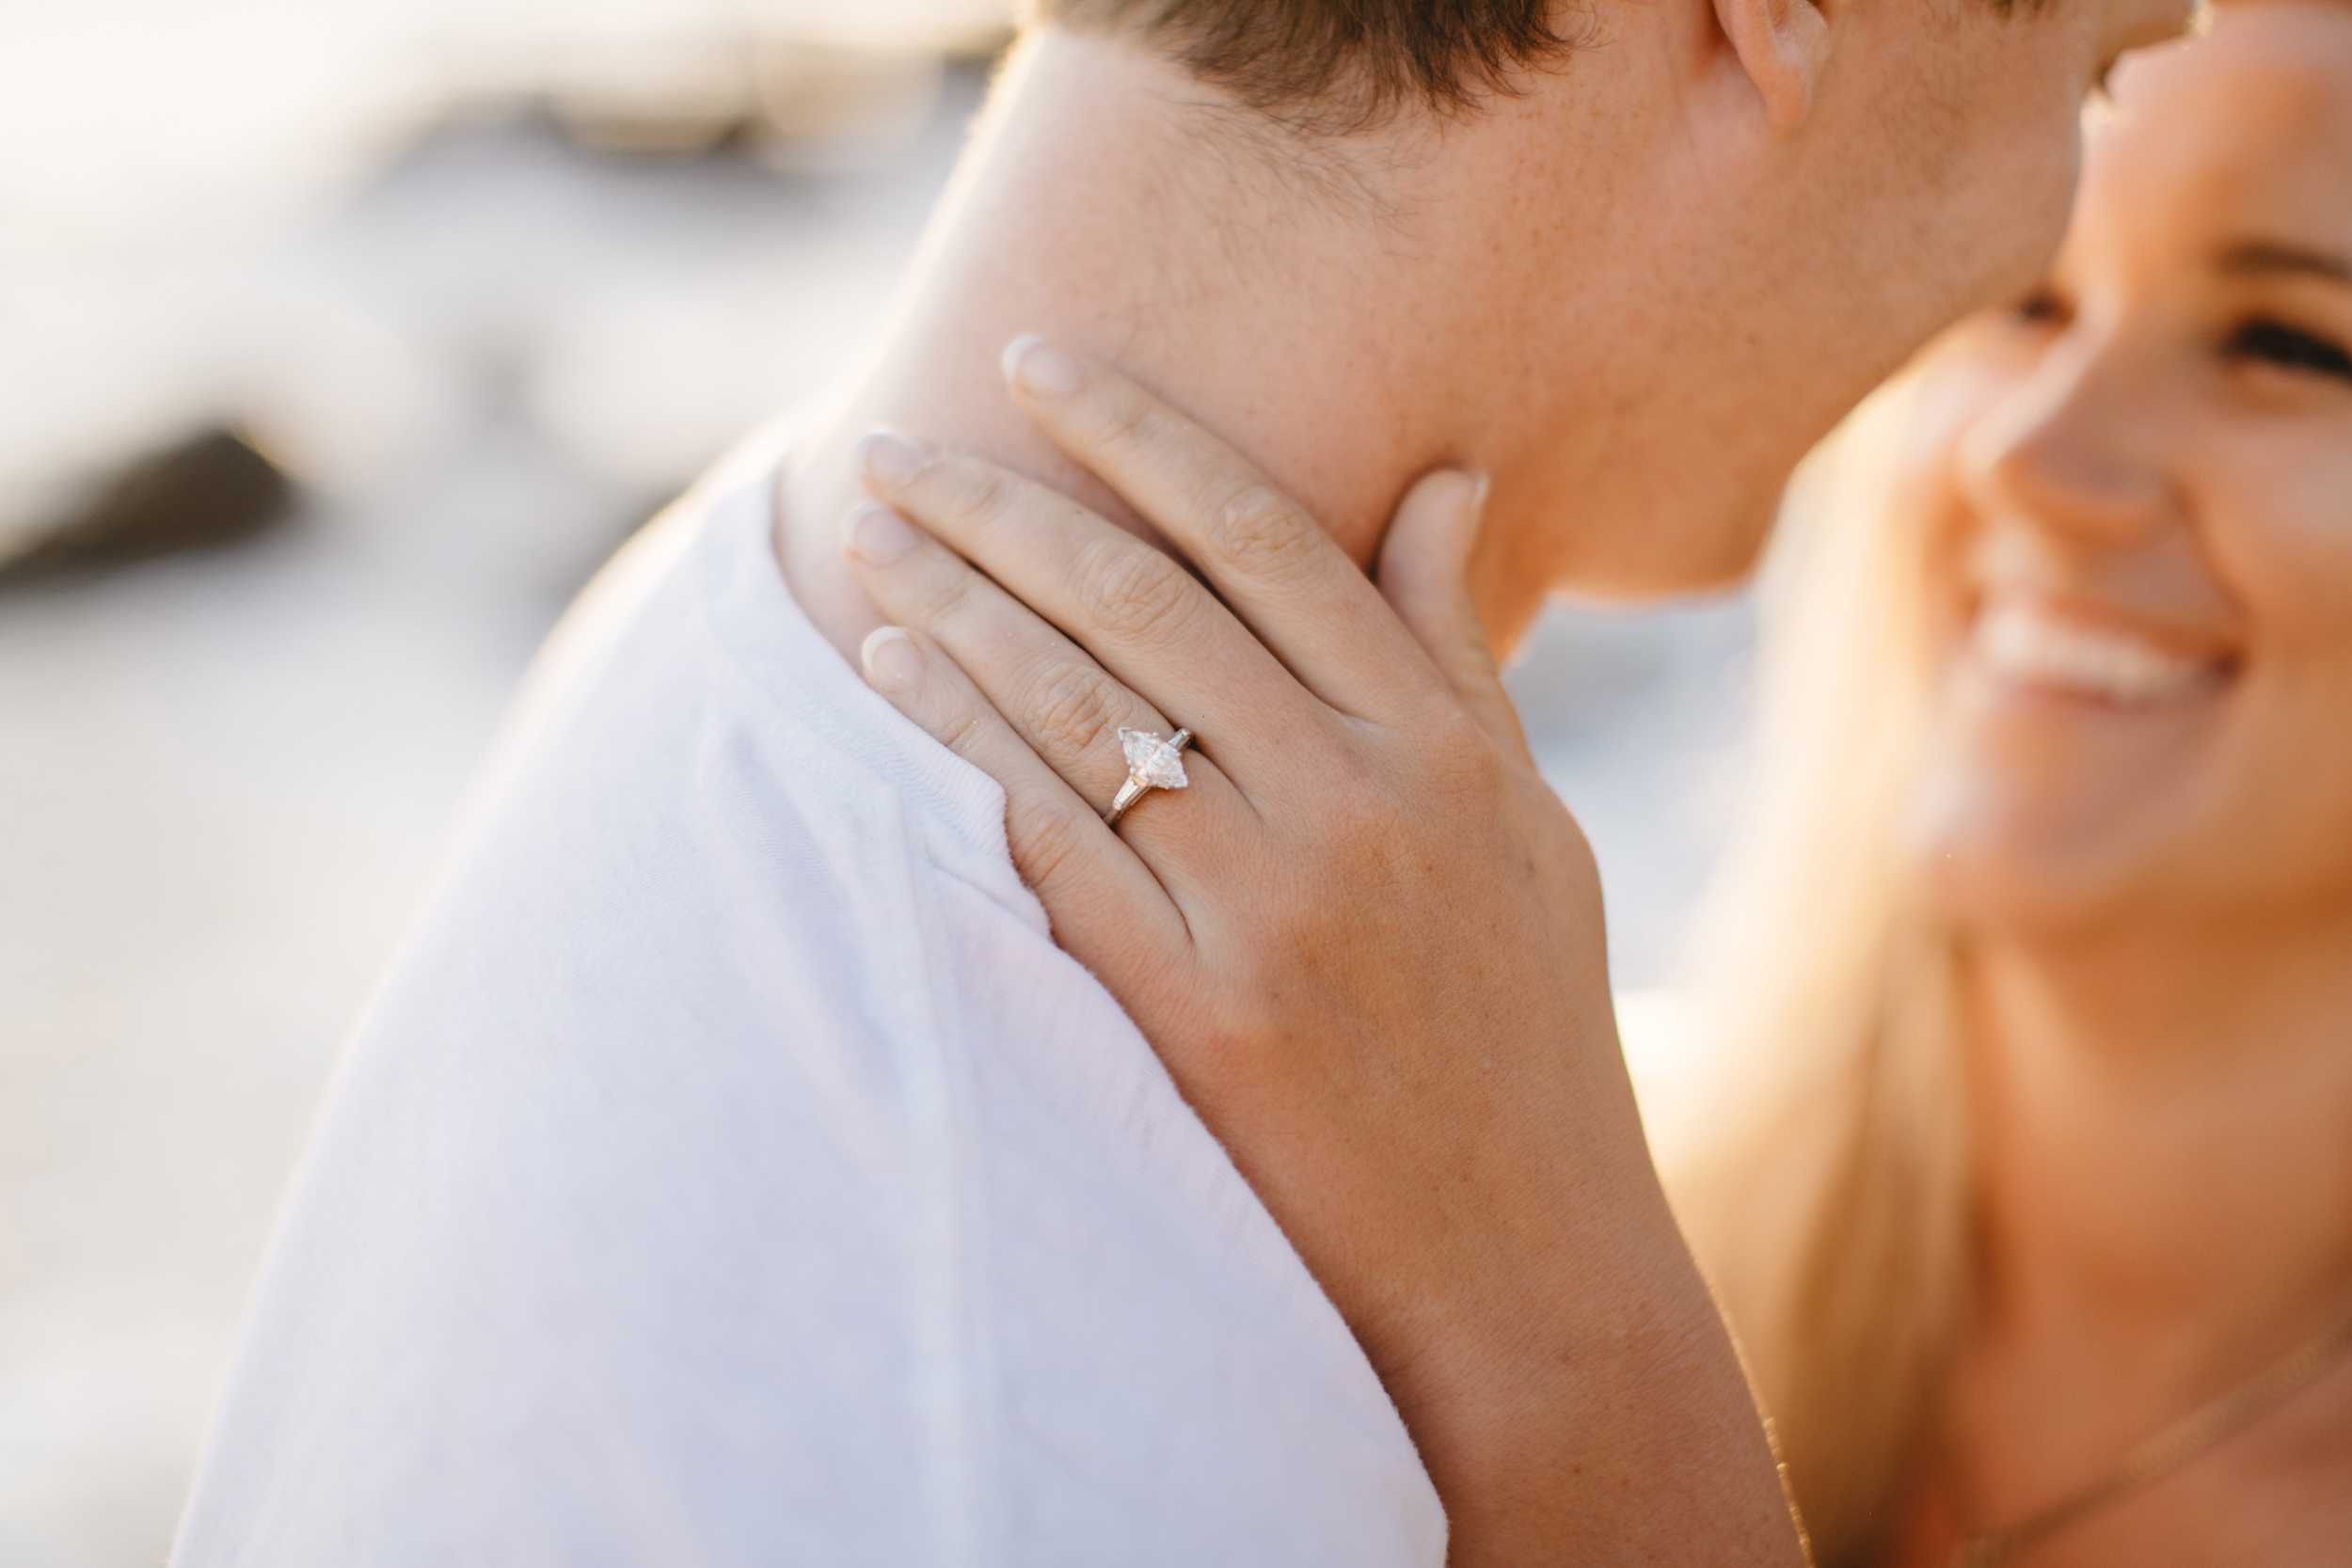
[[1119, 728, 1189, 790]]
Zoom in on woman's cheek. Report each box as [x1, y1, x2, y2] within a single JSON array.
[[2191, 435, 2352, 913], [2202, 425, 2352, 655]]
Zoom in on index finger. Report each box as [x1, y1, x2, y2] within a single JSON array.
[[1000, 336, 1446, 725]]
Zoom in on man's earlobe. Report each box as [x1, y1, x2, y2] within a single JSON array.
[[1714, 0, 1836, 131]]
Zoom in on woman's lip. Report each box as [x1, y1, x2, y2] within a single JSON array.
[[1964, 594, 2235, 707]]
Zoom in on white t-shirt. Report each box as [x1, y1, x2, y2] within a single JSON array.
[[172, 441, 1446, 1568]]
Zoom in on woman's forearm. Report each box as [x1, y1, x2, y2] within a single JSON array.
[[1390, 1175, 1803, 1565]]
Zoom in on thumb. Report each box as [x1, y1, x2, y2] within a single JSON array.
[[1375, 468, 1532, 763]]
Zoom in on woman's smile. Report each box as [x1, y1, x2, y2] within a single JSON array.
[[1904, 0, 2352, 939], [1963, 593, 2232, 709]]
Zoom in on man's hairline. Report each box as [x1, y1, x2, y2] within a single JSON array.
[[1015, 4, 1585, 143]]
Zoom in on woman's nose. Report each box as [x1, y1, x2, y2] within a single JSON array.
[[1954, 334, 2172, 548]]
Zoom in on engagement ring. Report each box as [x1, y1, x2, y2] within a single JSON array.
[[1104, 727, 1192, 827]]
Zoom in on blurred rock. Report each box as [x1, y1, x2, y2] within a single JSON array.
[[0, 432, 294, 591]]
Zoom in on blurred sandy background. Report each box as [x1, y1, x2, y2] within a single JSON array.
[[0, 5, 1751, 1560]]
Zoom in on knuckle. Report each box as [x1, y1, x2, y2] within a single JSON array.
[[947, 461, 1026, 536], [928, 696, 995, 761], [902, 555, 983, 627], [1199, 482, 1316, 580], [1091, 385, 1168, 454], [1075, 536, 1200, 644], [1018, 662, 1126, 765], [1419, 711, 1505, 799], [1004, 790, 1090, 890], [1413, 705, 1491, 766]]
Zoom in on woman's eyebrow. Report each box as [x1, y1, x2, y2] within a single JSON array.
[[2217, 237, 2352, 285]]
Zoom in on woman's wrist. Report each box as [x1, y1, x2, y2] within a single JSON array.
[[1362, 1151, 1804, 1565]]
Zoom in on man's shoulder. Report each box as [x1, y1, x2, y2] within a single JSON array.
[[437, 440, 1010, 907], [178, 443, 1446, 1568], [353, 439, 1063, 1090]]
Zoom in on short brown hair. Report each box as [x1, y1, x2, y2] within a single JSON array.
[[1030, 0, 1579, 128]]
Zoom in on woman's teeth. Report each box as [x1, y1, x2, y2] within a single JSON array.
[[1972, 599, 2222, 705]]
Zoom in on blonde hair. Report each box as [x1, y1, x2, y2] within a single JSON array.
[[1666, 374, 1977, 1565]]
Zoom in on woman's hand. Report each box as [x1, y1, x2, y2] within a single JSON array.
[[838, 339, 1801, 1564]]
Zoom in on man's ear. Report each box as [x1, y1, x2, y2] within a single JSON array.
[[1713, 0, 1836, 131]]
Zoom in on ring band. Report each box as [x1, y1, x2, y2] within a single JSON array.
[[1104, 727, 1193, 827]]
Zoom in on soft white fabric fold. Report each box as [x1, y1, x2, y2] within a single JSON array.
[[172, 440, 1445, 1568]]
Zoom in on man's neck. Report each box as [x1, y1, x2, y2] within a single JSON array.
[[775, 27, 1628, 666]]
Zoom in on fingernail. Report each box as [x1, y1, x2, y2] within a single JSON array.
[[1003, 334, 1083, 399], [1467, 471, 1491, 522], [844, 502, 921, 566], [856, 430, 932, 491], [862, 626, 927, 694]]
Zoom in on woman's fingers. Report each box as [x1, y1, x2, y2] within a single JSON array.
[[998, 337, 1445, 725], [1374, 469, 1535, 766], [848, 499, 1178, 804], [843, 498, 1255, 871], [854, 624, 1196, 963], [851, 438, 1326, 790]]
